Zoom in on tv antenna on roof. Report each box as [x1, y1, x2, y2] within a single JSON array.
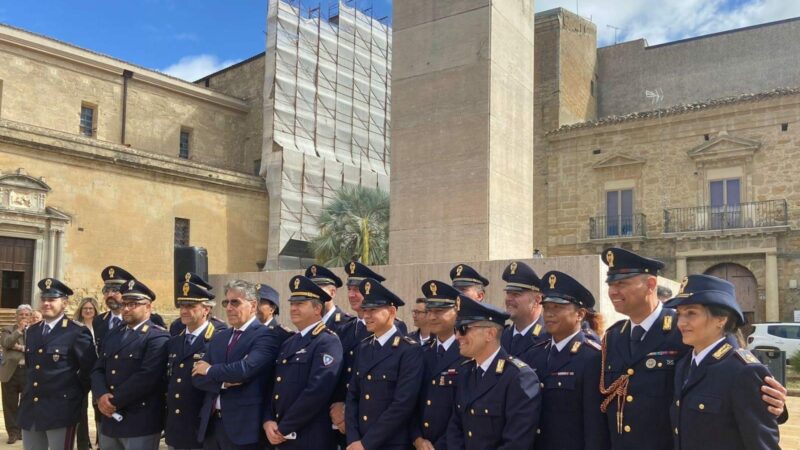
[[607, 24, 621, 44]]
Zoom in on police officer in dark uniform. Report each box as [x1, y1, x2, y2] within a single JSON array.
[[500, 261, 550, 357], [263, 276, 343, 449], [165, 280, 224, 450], [524, 271, 609, 450], [91, 279, 170, 450], [254, 282, 280, 328], [411, 280, 467, 450], [94, 266, 134, 353], [345, 278, 422, 450], [446, 293, 541, 449], [665, 274, 780, 450], [305, 264, 354, 333], [450, 263, 490, 302], [19, 278, 97, 450], [168, 273, 226, 336]]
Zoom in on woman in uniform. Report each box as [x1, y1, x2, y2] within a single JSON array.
[[666, 274, 780, 450]]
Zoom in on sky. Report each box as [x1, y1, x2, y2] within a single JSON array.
[[1, 1, 798, 82]]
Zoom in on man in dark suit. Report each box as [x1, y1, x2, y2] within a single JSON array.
[[411, 280, 466, 450], [192, 280, 288, 450], [93, 266, 133, 353], [263, 276, 343, 449], [500, 261, 549, 358], [165, 280, 225, 450], [91, 279, 170, 450], [345, 278, 422, 450], [306, 264, 353, 333], [0, 304, 32, 444], [446, 294, 541, 449], [19, 278, 97, 449]]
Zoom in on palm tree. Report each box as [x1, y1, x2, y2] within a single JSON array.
[[309, 185, 389, 266]]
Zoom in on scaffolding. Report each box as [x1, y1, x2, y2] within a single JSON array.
[[263, 0, 391, 269]]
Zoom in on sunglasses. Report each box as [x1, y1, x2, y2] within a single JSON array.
[[456, 324, 491, 336], [221, 298, 248, 308]]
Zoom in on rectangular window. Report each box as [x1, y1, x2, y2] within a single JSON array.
[[179, 129, 191, 159], [174, 218, 190, 247], [605, 189, 634, 236], [80, 103, 96, 137], [710, 178, 741, 229], [253, 159, 261, 176]]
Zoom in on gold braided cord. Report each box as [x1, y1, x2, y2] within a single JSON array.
[[599, 332, 630, 434]]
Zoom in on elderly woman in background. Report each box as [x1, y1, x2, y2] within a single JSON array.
[[73, 297, 100, 450]]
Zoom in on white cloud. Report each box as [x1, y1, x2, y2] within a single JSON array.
[[161, 54, 239, 81], [536, 0, 800, 47]]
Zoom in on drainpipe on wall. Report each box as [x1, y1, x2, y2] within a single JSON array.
[[121, 69, 134, 144]]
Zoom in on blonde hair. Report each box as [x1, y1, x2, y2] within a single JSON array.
[[74, 297, 100, 323]]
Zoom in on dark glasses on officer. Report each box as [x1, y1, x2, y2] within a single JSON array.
[[221, 298, 248, 308], [456, 324, 491, 336]]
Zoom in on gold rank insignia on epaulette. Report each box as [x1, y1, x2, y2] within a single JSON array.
[[570, 341, 582, 354], [662, 315, 672, 331], [496, 359, 506, 373], [532, 323, 542, 337], [62, 318, 69, 328], [204, 323, 215, 340], [619, 320, 629, 334], [509, 357, 527, 369], [141, 324, 149, 333], [335, 313, 342, 322], [734, 348, 761, 364], [585, 340, 601, 351], [362, 334, 375, 342], [102, 311, 110, 320], [403, 335, 417, 345], [461, 358, 474, 366], [712, 343, 733, 360], [179, 329, 186, 336], [392, 336, 401, 347], [312, 322, 326, 336], [283, 325, 295, 333]]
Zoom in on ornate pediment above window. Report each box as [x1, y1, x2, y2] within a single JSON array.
[[592, 153, 646, 170], [687, 132, 760, 164]]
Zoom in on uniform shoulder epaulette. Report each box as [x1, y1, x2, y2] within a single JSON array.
[[584, 339, 601, 351], [428, 338, 437, 348], [712, 343, 733, 360], [461, 358, 476, 367], [280, 324, 295, 334], [507, 356, 527, 369], [152, 324, 166, 331], [361, 333, 375, 342], [734, 348, 761, 365], [403, 335, 417, 345], [204, 323, 215, 340], [533, 339, 549, 348], [311, 322, 327, 336], [102, 311, 110, 320], [71, 319, 85, 327], [609, 318, 627, 330]]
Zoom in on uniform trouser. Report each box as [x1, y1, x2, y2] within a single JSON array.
[[203, 417, 263, 450], [22, 427, 75, 450], [98, 433, 160, 450], [1, 366, 25, 437], [74, 394, 90, 450]]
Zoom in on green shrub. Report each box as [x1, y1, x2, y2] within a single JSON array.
[[789, 350, 800, 372]]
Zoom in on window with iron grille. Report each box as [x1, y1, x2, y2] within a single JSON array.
[[179, 129, 191, 159], [254, 159, 261, 176], [175, 218, 190, 246], [80, 104, 95, 137]]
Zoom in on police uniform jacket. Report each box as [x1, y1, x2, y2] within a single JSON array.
[[446, 348, 541, 450], [169, 316, 227, 336], [501, 315, 549, 358], [164, 321, 222, 449], [670, 335, 780, 450], [527, 331, 609, 450], [411, 338, 465, 450], [324, 305, 353, 335], [600, 308, 689, 450], [193, 319, 289, 447], [92, 311, 123, 354], [264, 322, 343, 450], [18, 318, 96, 431], [345, 330, 423, 449], [90, 319, 170, 438], [408, 329, 434, 346]]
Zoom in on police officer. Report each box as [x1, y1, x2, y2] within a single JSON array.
[[94, 266, 133, 352], [263, 275, 343, 449], [305, 264, 354, 333], [500, 261, 549, 357], [666, 274, 780, 450], [411, 280, 466, 450], [450, 263, 490, 302], [446, 294, 541, 449], [165, 280, 223, 450], [345, 278, 422, 450], [524, 271, 609, 450], [90, 279, 170, 450], [18, 278, 97, 450], [254, 282, 279, 327], [168, 273, 226, 336]]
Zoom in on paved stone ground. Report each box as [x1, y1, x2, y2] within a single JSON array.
[[0, 396, 796, 449]]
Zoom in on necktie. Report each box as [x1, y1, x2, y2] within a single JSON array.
[[42, 324, 51, 337], [122, 327, 133, 342], [547, 344, 559, 363], [511, 333, 523, 353], [185, 334, 196, 348], [683, 359, 698, 387], [476, 366, 485, 379], [437, 344, 446, 359], [226, 330, 243, 356], [111, 317, 121, 329], [629, 325, 645, 354]]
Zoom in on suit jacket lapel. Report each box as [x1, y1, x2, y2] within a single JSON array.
[[466, 355, 503, 407], [228, 321, 260, 361], [433, 342, 461, 374], [682, 335, 736, 393], [362, 332, 398, 373], [548, 333, 584, 373], [612, 320, 632, 364], [632, 310, 670, 363]]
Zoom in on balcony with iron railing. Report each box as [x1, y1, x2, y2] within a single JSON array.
[[589, 213, 647, 240], [663, 199, 789, 234]]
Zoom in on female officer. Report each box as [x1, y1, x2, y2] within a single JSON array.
[[666, 274, 780, 450], [523, 271, 609, 450]]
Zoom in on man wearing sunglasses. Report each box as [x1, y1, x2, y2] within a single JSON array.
[[91, 279, 170, 450], [93, 265, 133, 353], [446, 294, 541, 450], [18, 278, 97, 450], [193, 280, 287, 450], [500, 261, 550, 358], [345, 278, 422, 450]]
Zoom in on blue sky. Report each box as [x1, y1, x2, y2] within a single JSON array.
[[1, 0, 798, 81]]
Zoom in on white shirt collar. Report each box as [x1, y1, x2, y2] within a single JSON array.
[[110, 312, 122, 321], [692, 336, 728, 366], [321, 305, 337, 324], [438, 334, 456, 351], [375, 325, 398, 347], [513, 321, 536, 336], [631, 301, 663, 337], [551, 329, 582, 352], [44, 314, 64, 330], [236, 315, 257, 332], [300, 320, 322, 337], [358, 318, 366, 325], [186, 321, 209, 338], [478, 347, 502, 373]]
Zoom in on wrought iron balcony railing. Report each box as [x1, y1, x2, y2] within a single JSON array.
[[663, 200, 788, 233], [589, 214, 647, 240]]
